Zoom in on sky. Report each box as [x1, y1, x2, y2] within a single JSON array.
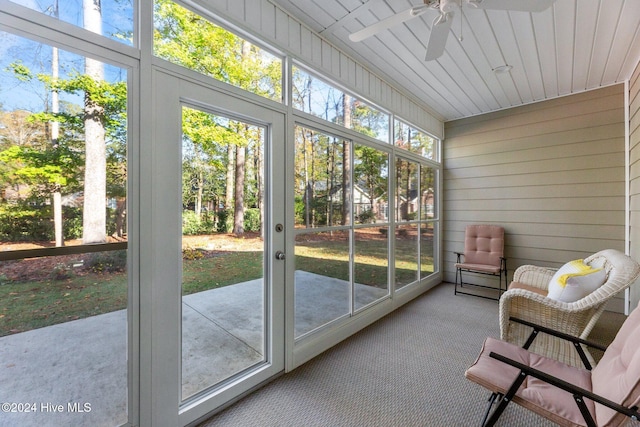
[[1, 1, 131, 112], [9, 0, 133, 45], [0, 31, 127, 112]]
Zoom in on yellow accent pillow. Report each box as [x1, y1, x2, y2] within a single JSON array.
[[547, 259, 607, 302]]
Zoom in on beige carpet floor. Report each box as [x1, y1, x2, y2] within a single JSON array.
[[198, 282, 628, 427]]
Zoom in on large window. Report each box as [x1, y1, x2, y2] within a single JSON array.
[[154, 0, 283, 103], [294, 125, 391, 336], [0, 33, 128, 426], [395, 158, 437, 289], [292, 66, 390, 143], [394, 119, 436, 160], [9, 0, 134, 46]]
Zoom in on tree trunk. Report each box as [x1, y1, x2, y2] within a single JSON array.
[[302, 130, 311, 227], [225, 143, 234, 210], [51, 36, 64, 247], [310, 134, 316, 226], [113, 197, 126, 238], [327, 144, 334, 226], [195, 168, 203, 218], [342, 94, 352, 226], [82, 0, 107, 244], [232, 42, 253, 235], [255, 135, 264, 238], [233, 143, 245, 235]]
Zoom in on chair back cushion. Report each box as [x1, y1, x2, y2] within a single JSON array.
[[463, 224, 504, 267], [592, 301, 640, 426]]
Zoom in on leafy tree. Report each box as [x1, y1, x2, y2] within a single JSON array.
[[0, 143, 81, 200], [155, 0, 280, 235], [2, 59, 127, 243], [354, 145, 388, 218]]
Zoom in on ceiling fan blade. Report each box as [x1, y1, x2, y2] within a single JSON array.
[[349, 5, 429, 43], [469, 0, 555, 12], [425, 12, 454, 61]]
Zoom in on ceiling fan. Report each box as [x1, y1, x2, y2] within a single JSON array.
[[349, 0, 556, 61]]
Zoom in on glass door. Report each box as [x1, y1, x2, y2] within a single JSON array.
[[151, 70, 285, 425]]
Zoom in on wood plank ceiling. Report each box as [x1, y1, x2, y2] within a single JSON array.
[[268, 0, 640, 122]]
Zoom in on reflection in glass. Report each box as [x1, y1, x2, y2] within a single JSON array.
[[154, 0, 282, 103], [394, 119, 435, 159], [294, 126, 350, 228], [294, 231, 350, 337], [354, 228, 389, 310], [421, 166, 436, 220], [10, 0, 134, 46], [395, 224, 419, 289], [292, 66, 390, 142], [181, 106, 266, 401], [0, 250, 128, 425], [0, 33, 128, 425], [420, 223, 435, 278], [354, 144, 389, 225], [395, 158, 419, 222]]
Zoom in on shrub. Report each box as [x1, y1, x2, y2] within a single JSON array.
[[182, 247, 204, 260], [244, 208, 261, 232], [182, 210, 202, 236], [0, 204, 53, 241], [85, 250, 127, 273], [294, 196, 306, 224], [182, 210, 216, 235], [0, 204, 88, 242], [357, 208, 376, 224], [63, 207, 83, 240], [50, 263, 74, 280], [216, 209, 232, 233]]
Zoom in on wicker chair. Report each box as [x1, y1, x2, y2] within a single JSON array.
[[499, 249, 640, 368]]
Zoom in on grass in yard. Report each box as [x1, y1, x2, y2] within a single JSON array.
[[182, 251, 263, 294], [0, 273, 127, 336], [1, 234, 433, 336]]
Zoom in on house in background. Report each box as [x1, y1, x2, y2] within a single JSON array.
[[1, 1, 640, 426]]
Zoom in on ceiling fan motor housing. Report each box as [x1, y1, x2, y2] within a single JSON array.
[[439, 0, 460, 13]]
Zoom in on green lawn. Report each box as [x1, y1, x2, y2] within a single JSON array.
[[0, 236, 433, 336]]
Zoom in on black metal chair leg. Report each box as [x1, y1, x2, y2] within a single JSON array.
[[484, 371, 527, 427], [481, 392, 500, 427]]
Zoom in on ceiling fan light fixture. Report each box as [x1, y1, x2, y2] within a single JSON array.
[[440, 0, 460, 13], [493, 64, 513, 74]]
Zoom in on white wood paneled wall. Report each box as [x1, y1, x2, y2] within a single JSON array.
[[193, 0, 443, 138], [443, 85, 627, 311]]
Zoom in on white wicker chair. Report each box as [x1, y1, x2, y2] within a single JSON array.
[[499, 249, 640, 368]]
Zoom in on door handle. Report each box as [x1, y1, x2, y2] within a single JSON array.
[[275, 251, 286, 260]]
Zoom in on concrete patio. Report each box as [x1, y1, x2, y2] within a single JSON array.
[[0, 271, 387, 427]]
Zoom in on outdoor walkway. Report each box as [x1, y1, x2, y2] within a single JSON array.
[[0, 271, 386, 427]]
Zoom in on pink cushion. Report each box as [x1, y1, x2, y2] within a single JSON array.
[[466, 337, 595, 426], [591, 303, 640, 426], [507, 282, 548, 296], [467, 301, 640, 426], [455, 262, 502, 274], [462, 225, 504, 267]]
